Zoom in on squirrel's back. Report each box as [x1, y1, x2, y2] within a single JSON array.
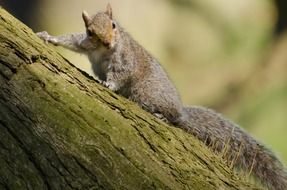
[[113, 26, 186, 123], [184, 106, 287, 190]]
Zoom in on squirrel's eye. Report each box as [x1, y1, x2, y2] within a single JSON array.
[[112, 22, 116, 29]]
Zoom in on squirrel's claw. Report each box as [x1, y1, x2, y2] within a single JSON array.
[[36, 31, 49, 44], [102, 81, 118, 91]]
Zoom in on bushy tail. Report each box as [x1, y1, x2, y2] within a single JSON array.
[[183, 106, 287, 190]]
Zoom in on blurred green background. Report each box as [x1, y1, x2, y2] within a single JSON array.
[[3, 0, 287, 164]]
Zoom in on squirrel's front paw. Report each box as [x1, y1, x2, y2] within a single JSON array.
[[36, 31, 58, 45], [102, 81, 118, 91]]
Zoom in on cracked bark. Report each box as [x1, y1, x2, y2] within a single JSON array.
[[0, 8, 262, 190]]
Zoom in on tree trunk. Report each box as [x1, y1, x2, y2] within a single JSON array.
[[0, 8, 261, 190]]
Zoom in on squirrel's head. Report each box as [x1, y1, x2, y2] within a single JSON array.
[[82, 4, 119, 49]]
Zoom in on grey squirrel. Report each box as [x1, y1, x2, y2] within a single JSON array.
[[37, 4, 287, 190]]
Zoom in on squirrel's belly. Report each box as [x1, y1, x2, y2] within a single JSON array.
[[88, 50, 109, 81]]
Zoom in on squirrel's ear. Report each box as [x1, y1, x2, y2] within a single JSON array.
[[106, 3, 113, 19], [82, 10, 91, 27]]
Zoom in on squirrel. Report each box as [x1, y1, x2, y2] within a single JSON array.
[[37, 4, 287, 190]]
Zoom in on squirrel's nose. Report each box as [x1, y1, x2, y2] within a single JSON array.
[[103, 42, 109, 47], [103, 41, 112, 49]]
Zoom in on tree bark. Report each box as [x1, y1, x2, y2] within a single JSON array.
[[0, 8, 261, 190]]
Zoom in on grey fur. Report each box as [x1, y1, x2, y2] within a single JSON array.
[[37, 5, 287, 190]]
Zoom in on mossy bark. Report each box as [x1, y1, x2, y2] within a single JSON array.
[[0, 8, 262, 190]]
